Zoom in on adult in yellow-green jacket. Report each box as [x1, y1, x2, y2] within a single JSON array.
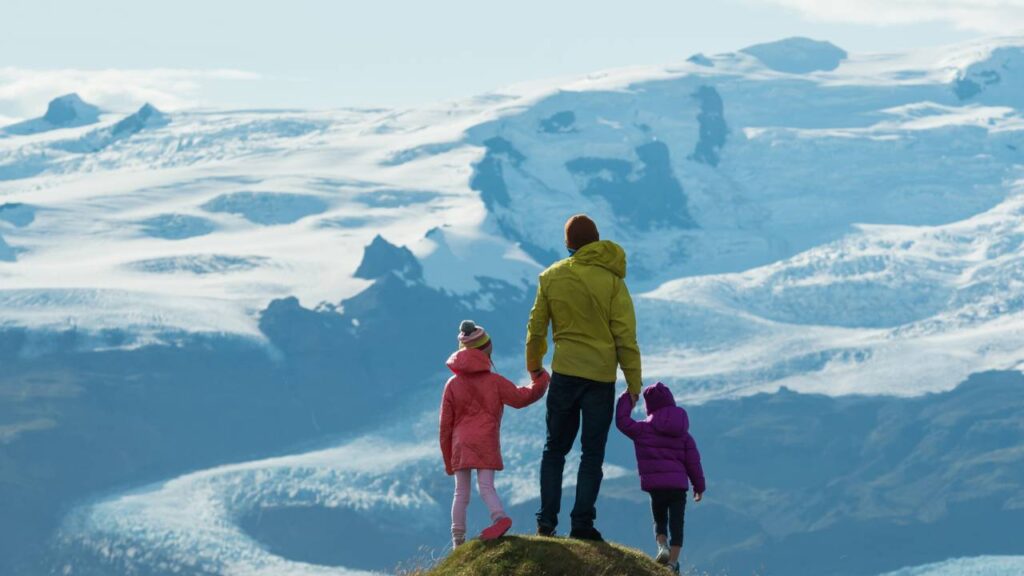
[[527, 214, 642, 541]]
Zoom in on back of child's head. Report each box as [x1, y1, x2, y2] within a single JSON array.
[[458, 319, 493, 355], [643, 382, 677, 415]]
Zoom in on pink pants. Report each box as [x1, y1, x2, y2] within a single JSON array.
[[451, 469, 506, 541]]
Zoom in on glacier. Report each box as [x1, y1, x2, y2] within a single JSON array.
[[882, 556, 1024, 576]]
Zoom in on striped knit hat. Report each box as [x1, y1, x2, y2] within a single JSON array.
[[458, 320, 492, 352]]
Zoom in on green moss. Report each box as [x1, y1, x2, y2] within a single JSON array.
[[414, 535, 676, 576]]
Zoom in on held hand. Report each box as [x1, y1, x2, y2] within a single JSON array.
[[530, 369, 550, 388], [629, 392, 639, 407], [694, 492, 703, 503]]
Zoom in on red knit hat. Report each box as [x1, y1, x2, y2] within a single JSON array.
[[565, 214, 600, 251]]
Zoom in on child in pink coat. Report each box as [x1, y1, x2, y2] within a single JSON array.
[[439, 320, 550, 549]]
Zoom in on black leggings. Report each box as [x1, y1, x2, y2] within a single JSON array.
[[650, 488, 686, 547]]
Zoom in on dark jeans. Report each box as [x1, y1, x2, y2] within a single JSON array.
[[536, 372, 615, 531], [650, 488, 687, 547]]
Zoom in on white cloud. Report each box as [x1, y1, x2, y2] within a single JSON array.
[[761, 0, 1024, 34], [0, 68, 260, 121]]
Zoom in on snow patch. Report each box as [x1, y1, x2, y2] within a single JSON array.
[[414, 226, 541, 295], [881, 555, 1024, 576]]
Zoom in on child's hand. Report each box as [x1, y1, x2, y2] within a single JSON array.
[[694, 492, 703, 503]]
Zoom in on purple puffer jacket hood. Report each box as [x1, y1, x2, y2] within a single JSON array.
[[644, 382, 688, 437], [616, 382, 706, 493]]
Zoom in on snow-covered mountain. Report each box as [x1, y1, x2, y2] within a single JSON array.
[[3, 37, 1024, 397], [640, 192, 1024, 399], [3, 36, 1024, 576]]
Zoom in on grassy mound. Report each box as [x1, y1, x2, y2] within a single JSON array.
[[414, 535, 675, 576]]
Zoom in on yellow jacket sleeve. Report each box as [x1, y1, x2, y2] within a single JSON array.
[[610, 278, 642, 394], [525, 280, 550, 372]]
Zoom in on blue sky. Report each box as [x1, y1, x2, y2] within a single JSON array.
[[1, 0, 1020, 119]]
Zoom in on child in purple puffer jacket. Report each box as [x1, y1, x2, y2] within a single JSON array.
[[616, 382, 706, 574]]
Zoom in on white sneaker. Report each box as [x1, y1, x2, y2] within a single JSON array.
[[669, 561, 681, 574], [655, 542, 670, 564]]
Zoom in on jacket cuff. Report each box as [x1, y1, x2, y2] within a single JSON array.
[[616, 392, 633, 414]]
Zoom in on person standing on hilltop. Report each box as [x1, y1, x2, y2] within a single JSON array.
[[527, 214, 643, 541], [616, 382, 705, 574], [441, 320, 550, 549]]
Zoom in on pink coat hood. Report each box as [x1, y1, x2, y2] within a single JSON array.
[[446, 347, 493, 375]]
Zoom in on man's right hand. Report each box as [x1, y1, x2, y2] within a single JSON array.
[[629, 392, 639, 406]]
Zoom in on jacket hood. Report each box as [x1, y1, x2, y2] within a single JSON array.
[[572, 240, 627, 279], [447, 348, 492, 375], [644, 382, 688, 437]]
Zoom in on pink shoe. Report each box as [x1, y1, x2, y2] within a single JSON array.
[[480, 516, 512, 541]]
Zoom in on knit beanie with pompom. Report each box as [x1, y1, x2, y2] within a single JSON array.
[[458, 320, 492, 352]]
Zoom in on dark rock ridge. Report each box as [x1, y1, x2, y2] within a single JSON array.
[[687, 53, 714, 67], [260, 236, 532, 399], [353, 234, 422, 280], [110, 103, 167, 137], [955, 68, 1002, 100], [0, 203, 36, 227], [0, 233, 14, 261], [690, 85, 727, 166], [951, 46, 1024, 102], [741, 37, 848, 74], [466, 136, 559, 264], [137, 213, 217, 240], [55, 103, 169, 153], [566, 141, 697, 230], [43, 94, 101, 125], [538, 110, 577, 133], [1, 93, 102, 136], [469, 137, 525, 210], [201, 191, 328, 225]]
